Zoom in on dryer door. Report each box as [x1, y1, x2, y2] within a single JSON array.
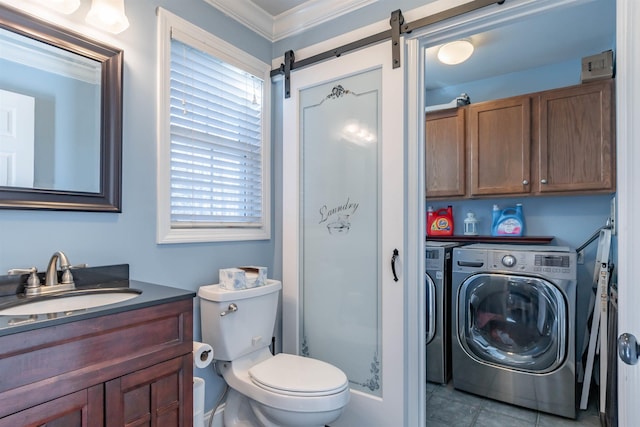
[[426, 273, 436, 344], [457, 273, 566, 373]]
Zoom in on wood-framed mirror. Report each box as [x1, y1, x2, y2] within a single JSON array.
[[0, 4, 122, 212]]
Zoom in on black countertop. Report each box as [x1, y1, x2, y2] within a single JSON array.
[[0, 264, 195, 337]]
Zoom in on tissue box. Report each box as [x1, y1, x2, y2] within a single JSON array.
[[219, 266, 267, 290]]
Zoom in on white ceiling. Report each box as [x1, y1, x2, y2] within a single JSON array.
[[250, 0, 308, 16]]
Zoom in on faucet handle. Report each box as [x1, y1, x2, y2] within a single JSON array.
[[59, 263, 87, 285], [8, 267, 41, 289], [69, 263, 88, 269]]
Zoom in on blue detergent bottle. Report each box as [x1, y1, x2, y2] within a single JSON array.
[[491, 204, 525, 236]]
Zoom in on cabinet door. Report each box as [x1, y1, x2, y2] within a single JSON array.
[[468, 96, 532, 196], [425, 108, 465, 198], [537, 79, 614, 193], [105, 356, 192, 427], [0, 386, 103, 427]]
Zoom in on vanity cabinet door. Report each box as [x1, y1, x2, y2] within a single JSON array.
[[468, 95, 532, 196], [425, 108, 466, 198], [0, 386, 103, 427], [537, 79, 615, 193], [105, 355, 192, 427]]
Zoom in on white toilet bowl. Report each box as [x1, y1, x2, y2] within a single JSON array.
[[198, 281, 350, 427], [220, 348, 350, 427]]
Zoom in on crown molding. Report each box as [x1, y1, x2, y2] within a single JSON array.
[[202, 0, 378, 41], [202, 0, 273, 40], [273, 0, 376, 41]]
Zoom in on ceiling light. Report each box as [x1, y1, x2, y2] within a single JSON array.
[[437, 40, 474, 65], [34, 0, 81, 14], [85, 0, 130, 34]]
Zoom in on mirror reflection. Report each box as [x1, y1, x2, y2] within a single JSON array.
[[0, 27, 101, 192], [0, 4, 122, 212]]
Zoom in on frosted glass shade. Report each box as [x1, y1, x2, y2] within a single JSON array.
[[85, 0, 130, 34], [437, 40, 474, 65]]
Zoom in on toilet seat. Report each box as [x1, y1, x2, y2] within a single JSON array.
[[249, 353, 349, 397]]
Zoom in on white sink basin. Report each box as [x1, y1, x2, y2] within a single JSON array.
[[0, 288, 142, 316]]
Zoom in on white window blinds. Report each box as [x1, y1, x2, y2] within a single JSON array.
[[169, 37, 264, 228]]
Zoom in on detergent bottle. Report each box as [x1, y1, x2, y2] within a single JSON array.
[[427, 205, 454, 236], [491, 204, 525, 236]]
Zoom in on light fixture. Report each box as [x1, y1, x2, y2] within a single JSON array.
[[85, 0, 130, 34], [437, 39, 474, 65], [34, 0, 81, 14]]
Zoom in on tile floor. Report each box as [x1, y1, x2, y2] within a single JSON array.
[[426, 381, 602, 427]]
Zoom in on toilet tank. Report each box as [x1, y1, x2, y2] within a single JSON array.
[[198, 279, 282, 361]]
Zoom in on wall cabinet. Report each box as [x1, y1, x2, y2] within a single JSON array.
[[425, 79, 615, 199], [425, 108, 466, 198], [467, 95, 532, 196], [537, 79, 614, 193], [0, 299, 193, 427]]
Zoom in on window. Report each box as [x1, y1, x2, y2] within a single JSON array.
[[157, 9, 270, 243]]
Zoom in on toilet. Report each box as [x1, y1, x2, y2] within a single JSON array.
[[198, 280, 350, 427]]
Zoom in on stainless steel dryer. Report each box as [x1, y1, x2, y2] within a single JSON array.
[[426, 241, 462, 384], [451, 244, 577, 419]]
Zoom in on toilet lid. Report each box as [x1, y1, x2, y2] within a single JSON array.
[[249, 354, 348, 396]]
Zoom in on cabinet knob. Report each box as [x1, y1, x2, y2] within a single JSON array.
[[522, 180, 529, 185], [541, 179, 548, 184]]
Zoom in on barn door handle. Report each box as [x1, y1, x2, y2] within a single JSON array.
[[391, 249, 399, 282]]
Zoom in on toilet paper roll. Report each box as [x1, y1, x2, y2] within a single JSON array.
[[193, 341, 213, 369]]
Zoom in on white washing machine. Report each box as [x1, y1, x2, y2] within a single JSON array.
[[426, 241, 462, 384], [451, 244, 577, 419]]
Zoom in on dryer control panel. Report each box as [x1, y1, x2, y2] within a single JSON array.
[[453, 244, 576, 280]]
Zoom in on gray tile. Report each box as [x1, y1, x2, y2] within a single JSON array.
[[537, 412, 601, 427], [427, 394, 479, 426], [426, 383, 606, 427], [479, 398, 538, 424], [473, 409, 536, 427], [424, 418, 463, 427], [431, 384, 487, 408], [427, 381, 439, 394]]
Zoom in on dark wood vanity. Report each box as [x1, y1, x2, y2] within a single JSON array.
[[0, 268, 195, 427]]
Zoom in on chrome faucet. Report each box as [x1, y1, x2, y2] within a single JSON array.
[[45, 251, 74, 288], [8, 251, 86, 297]]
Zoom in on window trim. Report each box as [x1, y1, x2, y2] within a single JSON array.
[[156, 8, 271, 243]]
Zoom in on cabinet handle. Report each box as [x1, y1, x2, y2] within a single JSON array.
[[522, 180, 529, 185], [541, 179, 548, 184]]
